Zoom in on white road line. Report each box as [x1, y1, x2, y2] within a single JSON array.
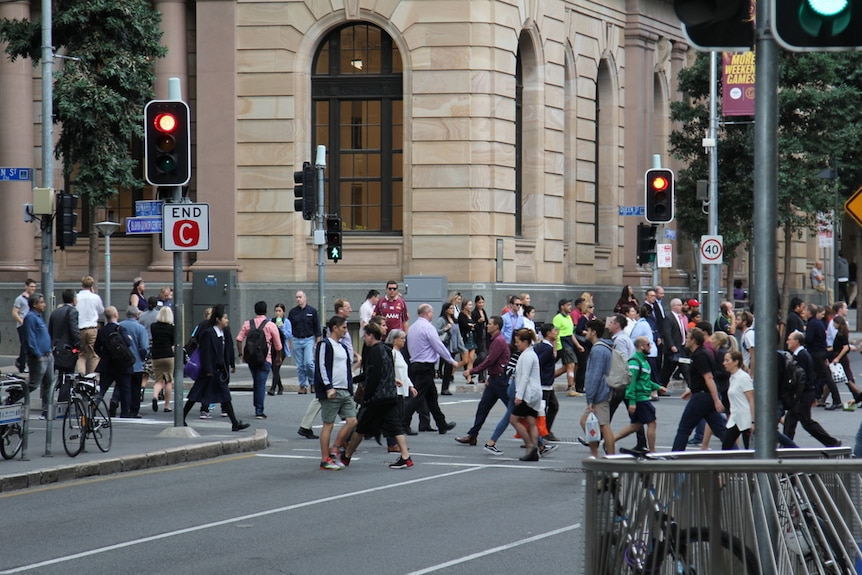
[[0, 467, 481, 574], [403, 523, 581, 575]]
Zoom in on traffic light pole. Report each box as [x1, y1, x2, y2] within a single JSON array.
[[706, 51, 719, 329], [315, 145, 326, 327]]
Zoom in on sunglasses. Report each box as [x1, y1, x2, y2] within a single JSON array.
[[387, 286, 398, 291]]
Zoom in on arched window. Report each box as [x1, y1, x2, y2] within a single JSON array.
[[312, 24, 403, 233]]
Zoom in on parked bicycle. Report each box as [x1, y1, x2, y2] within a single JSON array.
[[61, 373, 112, 457], [0, 373, 27, 460], [595, 454, 760, 574]]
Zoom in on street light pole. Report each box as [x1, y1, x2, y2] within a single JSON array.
[[94, 221, 120, 310]]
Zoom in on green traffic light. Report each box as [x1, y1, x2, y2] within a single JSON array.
[[800, 0, 850, 37]]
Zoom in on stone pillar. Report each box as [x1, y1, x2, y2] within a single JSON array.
[[191, 0, 239, 271], [0, 1, 36, 279], [149, 0, 189, 272]]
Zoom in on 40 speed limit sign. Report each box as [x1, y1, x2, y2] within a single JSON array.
[[700, 235, 723, 265]]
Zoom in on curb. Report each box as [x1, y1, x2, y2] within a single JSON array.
[[0, 429, 268, 494]]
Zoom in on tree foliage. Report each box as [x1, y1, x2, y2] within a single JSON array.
[[0, 0, 166, 205]]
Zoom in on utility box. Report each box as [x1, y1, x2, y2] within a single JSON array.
[[191, 270, 237, 330], [402, 275, 448, 318]]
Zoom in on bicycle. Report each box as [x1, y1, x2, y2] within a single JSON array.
[[595, 456, 760, 574], [0, 373, 27, 460], [61, 373, 112, 457]]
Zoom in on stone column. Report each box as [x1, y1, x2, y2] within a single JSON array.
[[0, 1, 36, 279]]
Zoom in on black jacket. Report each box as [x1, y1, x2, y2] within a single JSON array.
[[48, 304, 81, 352], [361, 342, 397, 404]]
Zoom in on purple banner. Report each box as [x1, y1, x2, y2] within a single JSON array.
[[722, 51, 755, 117]]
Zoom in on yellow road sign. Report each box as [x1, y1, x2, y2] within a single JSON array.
[[845, 186, 862, 228]]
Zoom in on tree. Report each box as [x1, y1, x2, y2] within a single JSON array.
[[0, 0, 166, 277], [670, 51, 862, 319]]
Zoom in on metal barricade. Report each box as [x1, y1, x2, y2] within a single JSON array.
[[583, 449, 862, 575]]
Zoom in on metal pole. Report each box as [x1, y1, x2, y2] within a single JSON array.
[[104, 234, 111, 309], [316, 145, 326, 328], [707, 50, 720, 324], [168, 78, 185, 427], [651, 154, 661, 287]]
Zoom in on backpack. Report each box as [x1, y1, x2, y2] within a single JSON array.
[[243, 318, 270, 366], [596, 341, 630, 390], [105, 327, 135, 369], [778, 350, 806, 408]]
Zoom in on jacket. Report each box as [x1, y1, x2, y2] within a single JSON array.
[[360, 341, 397, 404], [314, 337, 354, 399]]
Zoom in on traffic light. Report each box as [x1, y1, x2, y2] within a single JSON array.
[[56, 192, 79, 249], [144, 100, 191, 186], [674, 0, 754, 50], [637, 223, 658, 266], [293, 162, 316, 221], [645, 168, 675, 224], [773, 0, 862, 50], [326, 215, 342, 262]]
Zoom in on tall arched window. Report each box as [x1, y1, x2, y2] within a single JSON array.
[[312, 24, 403, 233]]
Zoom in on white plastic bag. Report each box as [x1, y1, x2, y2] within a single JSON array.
[[585, 412, 600, 443], [829, 362, 848, 385]]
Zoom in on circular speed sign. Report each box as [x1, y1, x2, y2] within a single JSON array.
[[700, 235, 723, 265]]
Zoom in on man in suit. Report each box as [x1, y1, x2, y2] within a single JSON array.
[[94, 306, 135, 418], [661, 298, 688, 385], [49, 289, 81, 403], [783, 331, 840, 446]]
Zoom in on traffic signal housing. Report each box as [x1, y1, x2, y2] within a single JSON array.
[[56, 192, 79, 249], [645, 168, 675, 224], [773, 0, 862, 50], [294, 162, 316, 221], [674, 0, 754, 50], [144, 100, 191, 186], [637, 223, 658, 266], [326, 215, 342, 262]]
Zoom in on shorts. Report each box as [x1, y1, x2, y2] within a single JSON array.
[[559, 339, 577, 365], [152, 357, 174, 384], [583, 401, 611, 425], [320, 389, 357, 423], [512, 401, 539, 418], [355, 399, 403, 438], [629, 400, 657, 426]]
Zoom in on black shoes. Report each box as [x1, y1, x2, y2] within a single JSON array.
[[232, 421, 250, 432], [439, 422, 456, 434], [543, 432, 560, 442], [440, 390, 453, 395], [405, 427, 418, 436], [419, 426, 438, 432], [109, 402, 118, 418], [297, 427, 319, 439], [519, 447, 540, 461]]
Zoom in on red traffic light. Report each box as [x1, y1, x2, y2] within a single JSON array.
[[144, 100, 191, 186], [644, 168, 674, 223], [154, 113, 177, 133], [649, 175, 670, 192]]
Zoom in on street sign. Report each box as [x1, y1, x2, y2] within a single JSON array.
[[844, 186, 862, 228], [162, 203, 210, 251], [657, 243, 673, 268], [618, 206, 645, 216], [0, 168, 31, 181], [700, 235, 724, 265], [126, 216, 163, 234], [135, 200, 164, 217]]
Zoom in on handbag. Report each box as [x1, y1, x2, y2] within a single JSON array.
[[183, 348, 201, 380], [53, 344, 78, 372], [829, 362, 848, 385], [353, 382, 365, 404], [585, 412, 601, 443]]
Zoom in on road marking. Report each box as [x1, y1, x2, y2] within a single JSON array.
[[0, 466, 481, 574], [403, 523, 581, 575]]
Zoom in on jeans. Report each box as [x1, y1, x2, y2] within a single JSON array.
[[249, 361, 271, 415], [671, 392, 726, 451], [490, 378, 517, 442], [27, 353, 54, 414], [293, 337, 315, 389], [466, 374, 509, 437]]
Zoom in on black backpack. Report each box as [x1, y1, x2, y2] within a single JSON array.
[[777, 350, 806, 408], [105, 327, 135, 369], [243, 318, 270, 366]]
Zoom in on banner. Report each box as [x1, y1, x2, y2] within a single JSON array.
[[722, 51, 755, 117]]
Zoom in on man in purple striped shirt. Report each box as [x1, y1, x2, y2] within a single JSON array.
[[403, 303, 458, 434]]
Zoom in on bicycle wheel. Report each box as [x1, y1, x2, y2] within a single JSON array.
[[62, 399, 85, 457], [673, 527, 761, 575], [90, 397, 112, 453], [0, 423, 23, 459]]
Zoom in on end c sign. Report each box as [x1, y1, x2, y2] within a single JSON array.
[[162, 203, 210, 251], [173, 220, 200, 247]]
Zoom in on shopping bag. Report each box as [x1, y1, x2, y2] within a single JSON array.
[[585, 412, 600, 443], [829, 362, 848, 385]]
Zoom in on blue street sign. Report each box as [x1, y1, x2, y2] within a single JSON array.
[[0, 168, 31, 181], [126, 216, 163, 234], [664, 228, 677, 240], [135, 200, 164, 217], [618, 205, 645, 216]]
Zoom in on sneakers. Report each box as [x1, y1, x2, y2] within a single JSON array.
[[339, 453, 351, 467], [483, 443, 503, 455], [199, 411, 212, 419], [539, 444, 559, 457], [320, 458, 343, 470], [255, 413, 267, 420], [389, 456, 414, 469]]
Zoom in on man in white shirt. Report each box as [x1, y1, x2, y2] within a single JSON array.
[[359, 289, 379, 331], [76, 275, 105, 374]]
